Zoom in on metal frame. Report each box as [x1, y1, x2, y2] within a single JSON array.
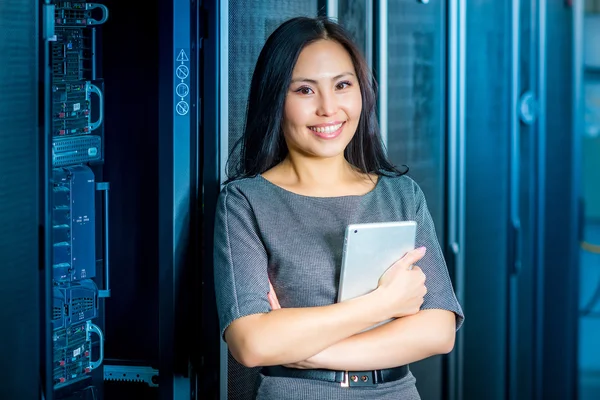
[[509, 0, 521, 267], [570, 2, 584, 397], [40, 1, 54, 399], [218, 1, 229, 399], [104, 365, 159, 387], [200, 0, 222, 397], [572, 0, 584, 289], [447, 1, 466, 399], [535, 1, 547, 398], [219, 0, 229, 188], [375, 0, 388, 147], [569, 0, 584, 398], [158, 0, 196, 397], [326, 0, 338, 19], [508, 1, 521, 399], [364, 0, 374, 70]]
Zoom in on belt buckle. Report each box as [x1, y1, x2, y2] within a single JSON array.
[[341, 371, 349, 388]]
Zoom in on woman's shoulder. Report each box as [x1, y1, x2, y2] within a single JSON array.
[[378, 172, 422, 195], [219, 174, 289, 209], [219, 175, 266, 199], [375, 173, 430, 218]]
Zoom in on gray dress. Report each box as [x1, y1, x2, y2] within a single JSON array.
[[214, 174, 465, 400]]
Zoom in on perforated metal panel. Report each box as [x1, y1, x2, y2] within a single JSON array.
[[338, 0, 368, 58], [225, 3, 318, 397], [227, 0, 318, 176], [0, 0, 41, 399], [386, 1, 445, 234]]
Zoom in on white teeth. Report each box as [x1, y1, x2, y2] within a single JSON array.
[[309, 123, 343, 134]]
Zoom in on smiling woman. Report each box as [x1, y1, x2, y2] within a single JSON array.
[[282, 40, 361, 160], [225, 17, 398, 187], [214, 16, 464, 400]]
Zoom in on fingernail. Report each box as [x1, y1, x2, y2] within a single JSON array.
[[418, 246, 427, 253]]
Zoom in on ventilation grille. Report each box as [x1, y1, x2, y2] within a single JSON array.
[[53, 306, 63, 321], [52, 135, 102, 166], [71, 296, 94, 314]]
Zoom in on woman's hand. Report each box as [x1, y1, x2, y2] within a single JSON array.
[[268, 280, 281, 310], [376, 246, 428, 319], [266, 246, 427, 370]]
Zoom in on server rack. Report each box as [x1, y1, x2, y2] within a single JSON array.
[[36, 1, 204, 399], [46, 3, 109, 398], [0, 1, 44, 399], [461, 1, 580, 399]]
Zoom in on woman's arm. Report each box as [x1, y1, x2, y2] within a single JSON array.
[[226, 247, 428, 368], [285, 309, 456, 371], [226, 289, 386, 368]]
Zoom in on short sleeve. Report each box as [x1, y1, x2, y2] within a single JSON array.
[[413, 183, 464, 331], [213, 183, 271, 339]]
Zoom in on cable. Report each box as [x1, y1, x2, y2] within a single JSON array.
[[580, 278, 600, 317], [581, 240, 600, 254]]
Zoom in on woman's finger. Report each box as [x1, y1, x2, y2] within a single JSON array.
[[267, 291, 276, 310], [272, 290, 281, 309], [268, 279, 282, 310], [400, 247, 427, 267]]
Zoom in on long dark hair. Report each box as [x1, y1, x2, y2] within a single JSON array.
[[226, 16, 407, 182]]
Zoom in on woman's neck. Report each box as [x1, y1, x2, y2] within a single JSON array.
[[280, 154, 355, 187], [261, 154, 376, 197]]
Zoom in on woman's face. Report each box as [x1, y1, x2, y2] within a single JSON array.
[[282, 39, 363, 161]]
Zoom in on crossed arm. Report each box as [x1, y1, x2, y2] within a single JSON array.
[[225, 289, 456, 371], [268, 282, 456, 371], [283, 309, 455, 371]]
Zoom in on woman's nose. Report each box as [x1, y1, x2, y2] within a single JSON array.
[[316, 91, 338, 117]]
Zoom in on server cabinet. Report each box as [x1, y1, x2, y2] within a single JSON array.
[[462, 1, 579, 399], [43, 1, 110, 399], [157, 0, 200, 398], [0, 1, 43, 399], [100, 0, 200, 399], [38, 0, 201, 399]]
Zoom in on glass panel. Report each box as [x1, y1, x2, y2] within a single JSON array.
[[385, 2, 446, 399], [386, 1, 445, 241], [338, 0, 370, 64]]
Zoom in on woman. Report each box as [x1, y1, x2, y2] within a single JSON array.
[[214, 16, 464, 400]]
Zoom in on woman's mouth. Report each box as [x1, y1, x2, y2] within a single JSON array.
[[307, 122, 345, 139]]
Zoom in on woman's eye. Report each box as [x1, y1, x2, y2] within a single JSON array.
[[295, 86, 313, 95], [336, 81, 352, 90]]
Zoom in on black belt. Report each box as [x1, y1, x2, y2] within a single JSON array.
[[261, 365, 409, 388]]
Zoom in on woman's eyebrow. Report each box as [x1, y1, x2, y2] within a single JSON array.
[[290, 72, 355, 84]]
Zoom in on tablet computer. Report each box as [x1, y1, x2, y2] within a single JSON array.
[[337, 221, 417, 303]]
